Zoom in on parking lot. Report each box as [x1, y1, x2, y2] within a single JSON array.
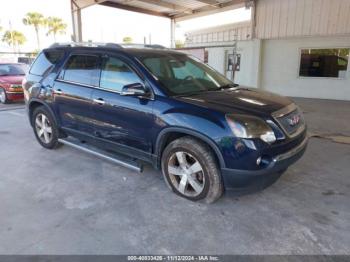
[[0, 98, 349, 255]]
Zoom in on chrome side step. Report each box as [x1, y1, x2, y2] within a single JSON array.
[[58, 138, 143, 173]]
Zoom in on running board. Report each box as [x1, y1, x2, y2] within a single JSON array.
[[58, 138, 143, 173]]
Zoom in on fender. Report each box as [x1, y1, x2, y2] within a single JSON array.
[[28, 98, 58, 127], [155, 127, 226, 169]]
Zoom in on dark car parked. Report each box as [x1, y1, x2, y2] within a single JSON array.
[[23, 43, 308, 203]]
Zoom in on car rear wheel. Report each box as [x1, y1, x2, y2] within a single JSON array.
[[32, 106, 60, 149], [161, 136, 223, 203], [0, 88, 8, 104]]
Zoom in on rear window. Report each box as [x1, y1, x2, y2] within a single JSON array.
[[60, 55, 100, 86], [30, 50, 65, 76]]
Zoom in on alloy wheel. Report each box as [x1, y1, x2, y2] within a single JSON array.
[[167, 151, 205, 197], [35, 113, 53, 144]]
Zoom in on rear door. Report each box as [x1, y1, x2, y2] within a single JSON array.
[[90, 54, 154, 158], [53, 53, 100, 135]]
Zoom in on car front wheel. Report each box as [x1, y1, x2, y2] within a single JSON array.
[[161, 136, 223, 203], [0, 88, 8, 104]]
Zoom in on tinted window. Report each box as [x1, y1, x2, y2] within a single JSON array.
[[299, 48, 350, 78], [30, 50, 64, 76], [100, 57, 141, 92], [62, 55, 99, 86]]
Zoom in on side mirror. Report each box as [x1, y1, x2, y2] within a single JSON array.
[[121, 83, 146, 97]]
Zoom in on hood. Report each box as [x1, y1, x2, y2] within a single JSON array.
[[175, 87, 292, 117], [0, 75, 24, 85]]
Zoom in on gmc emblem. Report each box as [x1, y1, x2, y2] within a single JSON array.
[[287, 114, 300, 126]]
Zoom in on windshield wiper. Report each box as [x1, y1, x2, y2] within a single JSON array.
[[211, 83, 239, 91], [220, 83, 239, 89]]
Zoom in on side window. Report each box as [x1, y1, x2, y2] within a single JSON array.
[[30, 50, 65, 76], [61, 55, 99, 86], [100, 57, 142, 92]]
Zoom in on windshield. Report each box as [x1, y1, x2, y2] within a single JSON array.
[[138, 53, 235, 96], [0, 64, 27, 76]]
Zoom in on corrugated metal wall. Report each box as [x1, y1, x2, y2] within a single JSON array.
[[256, 0, 350, 39], [185, 22, 252, 46]]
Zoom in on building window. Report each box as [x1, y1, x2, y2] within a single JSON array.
[[299, 48, 349, 78]]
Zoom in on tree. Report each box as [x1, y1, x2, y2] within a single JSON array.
[[2, 30, 26, 53], [23, 12, 46, 49], [175, 40, 185, 48], [46, 17, 67, 42], [123, 36, 133, 44]]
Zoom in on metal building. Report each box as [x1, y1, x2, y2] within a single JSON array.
[[185, 0, 350, 100]]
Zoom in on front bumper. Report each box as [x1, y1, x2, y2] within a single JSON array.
[[6, 91, 24, 101], [221, 136, 308, 190]]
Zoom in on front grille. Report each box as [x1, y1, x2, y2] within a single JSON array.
[[10, 85, 22, 89], [272, 104, 305, 138]]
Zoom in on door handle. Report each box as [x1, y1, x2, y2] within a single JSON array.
[[93, 98, 105, 105], [54, 89, 63, 95]]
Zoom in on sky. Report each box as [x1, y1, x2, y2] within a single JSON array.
[[0, 0, 250, 52]]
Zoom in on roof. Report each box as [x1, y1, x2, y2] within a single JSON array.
[[45, 43, 186, 56], [72, 0, 250, 21]]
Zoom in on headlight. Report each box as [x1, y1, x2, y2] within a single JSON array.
[[225, 114, 276, 144]]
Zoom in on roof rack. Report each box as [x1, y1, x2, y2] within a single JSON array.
[[49, 42, 123, 48], [119, 44, 167, 49], [49, 42, 167, 50]]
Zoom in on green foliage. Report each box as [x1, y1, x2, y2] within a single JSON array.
[[23, 12, 46, 28], [23, 12, 46, 49], [46, 17, 67, 41], [123, 36, 133, 44], [2, 30, 26, 51], [175, 40, 185, 48]]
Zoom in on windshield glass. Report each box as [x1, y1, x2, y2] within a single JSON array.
[[0, 64, 27, 76], [138, 53, 234, 95]]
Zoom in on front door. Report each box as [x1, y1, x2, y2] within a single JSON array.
[[90, 55, 154, 158], [53, 53, 100, 135]]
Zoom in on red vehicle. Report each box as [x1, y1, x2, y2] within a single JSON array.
[[0, 63, 28, 104]]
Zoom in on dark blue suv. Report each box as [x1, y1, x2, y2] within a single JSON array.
[[23, 43, 308, 203]]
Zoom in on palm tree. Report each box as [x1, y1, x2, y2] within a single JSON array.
[[2, 30, 26, 53], [46, 17, 67, 42], [23, 12, 46, 49]]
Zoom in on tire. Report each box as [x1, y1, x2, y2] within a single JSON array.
[[32, 106, 60, 149], [161, 136, 223, 203], [0, 88, 8, 104]]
